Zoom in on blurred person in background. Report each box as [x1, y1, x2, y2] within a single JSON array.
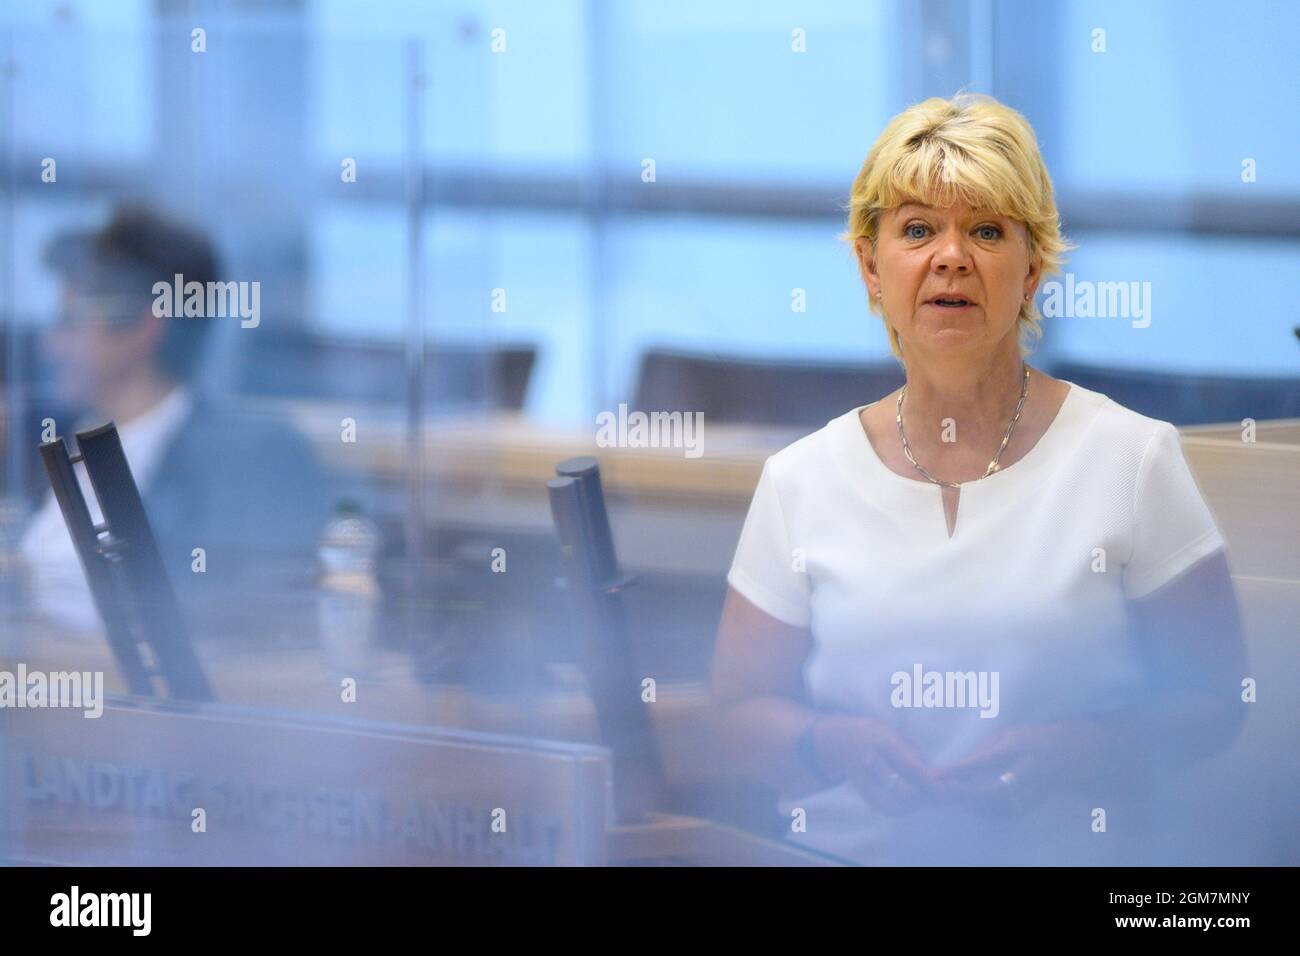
[[19, 204, 341, 640], [711, 94, 1248, 866]]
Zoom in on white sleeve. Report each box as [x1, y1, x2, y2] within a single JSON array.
[[726, 458, 813, 628], [1123, 421, 1226, 599]]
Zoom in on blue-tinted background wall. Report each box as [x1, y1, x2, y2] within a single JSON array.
[[1, 0, 1297, 434]]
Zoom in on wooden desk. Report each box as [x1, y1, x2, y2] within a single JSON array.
[[1177, 422, 1300, 581], [264, 399, 796, 505], [3, 696, 609, 866], [1, 690, 839, 866]]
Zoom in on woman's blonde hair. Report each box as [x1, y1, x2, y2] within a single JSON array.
[[841, 92, 1073, 361]]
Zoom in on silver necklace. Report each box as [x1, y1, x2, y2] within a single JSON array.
[[895, 363, 1031, 488]]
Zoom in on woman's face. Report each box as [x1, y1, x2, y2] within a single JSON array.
[[856, 198, 1040, 358]]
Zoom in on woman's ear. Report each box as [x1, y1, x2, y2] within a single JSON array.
[[855, 236, 880, 299], [1023, 253, 1043, 302]]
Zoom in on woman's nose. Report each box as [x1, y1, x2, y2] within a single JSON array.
[[931, 232, 973, 272]]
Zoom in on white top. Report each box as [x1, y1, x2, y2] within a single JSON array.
[[21, 386, 194, 636], [725, 381, 1227, 865]]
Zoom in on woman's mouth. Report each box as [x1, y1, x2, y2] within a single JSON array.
[[926, 297, 975, 309]]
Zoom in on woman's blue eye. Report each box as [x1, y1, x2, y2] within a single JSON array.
[[905, 223, 929, 239], [976, 224, 1002, 240]]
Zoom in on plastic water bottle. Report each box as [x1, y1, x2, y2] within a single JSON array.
[[317, 500, 382, 678]]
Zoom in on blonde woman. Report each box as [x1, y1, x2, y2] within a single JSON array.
[[711, 93, 1247, 866]]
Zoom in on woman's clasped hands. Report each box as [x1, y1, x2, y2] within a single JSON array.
[[812, 715, 1115, 819]]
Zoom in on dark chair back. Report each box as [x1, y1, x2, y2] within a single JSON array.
[[1050, 362, 1300, 426], [235, 332, 536, 411], [633, 348, 904, 428]]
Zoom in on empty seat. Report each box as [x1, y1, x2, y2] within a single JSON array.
[[632, 348, 905, 429], [1050, 362, 1300, 426], [235, 332, 536, 411]]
